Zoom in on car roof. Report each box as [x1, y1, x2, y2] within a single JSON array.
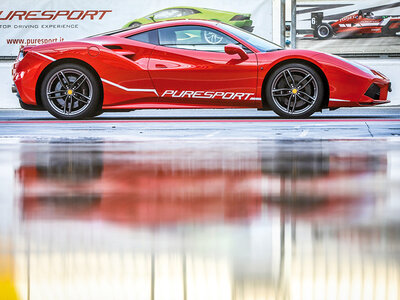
[[153, 6, 202, 10], [111, 19, 221, 37], [153, 6, 237, 14], [92, 19, 264, 54]]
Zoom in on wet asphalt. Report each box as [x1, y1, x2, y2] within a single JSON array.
[[0, 107, 400, 300]]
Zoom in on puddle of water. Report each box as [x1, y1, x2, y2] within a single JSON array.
[[0, 139, 399, 300]]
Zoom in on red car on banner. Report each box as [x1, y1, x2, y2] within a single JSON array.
[[12, 19, 391, 119], [312, 10, 400, 39]]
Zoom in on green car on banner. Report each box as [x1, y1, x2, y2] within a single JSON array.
[[122, 6, 254, 32]]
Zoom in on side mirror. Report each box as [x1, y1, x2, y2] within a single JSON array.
[[224, 44, 249, 60], [149, 15, 156, 22]]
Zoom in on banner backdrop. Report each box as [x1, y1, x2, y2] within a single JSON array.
[[296, 0, 400, 54], [0, 0, 272, 57]]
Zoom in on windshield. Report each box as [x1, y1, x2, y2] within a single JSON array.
[[217, 23, 281, 52]]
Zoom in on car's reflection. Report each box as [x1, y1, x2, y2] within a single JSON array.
[[10, 140, 399, 300], [17, 141, 387, 224]]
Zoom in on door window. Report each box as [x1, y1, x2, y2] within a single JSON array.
[[152, 8, 200, 20], [153, 9, 184, 20], [158, 25, 249, 52]]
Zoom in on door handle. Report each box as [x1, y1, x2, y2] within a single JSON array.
[[155, 63, 167, 69]]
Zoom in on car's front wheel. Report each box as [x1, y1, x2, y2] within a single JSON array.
[[40, 63, 101, 120], [265, 63, 325, 118]]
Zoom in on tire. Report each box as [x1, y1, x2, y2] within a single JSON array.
[[91, 109, 103, 118], [265, 63, 325, 119], [315, 23, 333, 39], [40, 63, 101, 120]]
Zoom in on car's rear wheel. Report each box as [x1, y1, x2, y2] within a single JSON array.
[[265, 63, 324, 118], [41, 63, 101, 120], [315, 23, 333, 39]]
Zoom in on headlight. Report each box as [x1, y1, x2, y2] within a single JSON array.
[[348, 60, 375, 76], [230, 15, 250, 21], [329, 54, 375, 76]]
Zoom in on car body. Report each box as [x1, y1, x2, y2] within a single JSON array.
[[123, 6, 253, 32], [12, 19, 391, 119], [312, 10, 400, 39]]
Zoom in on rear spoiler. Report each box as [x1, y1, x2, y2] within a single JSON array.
[[311, 12, 324, 28]]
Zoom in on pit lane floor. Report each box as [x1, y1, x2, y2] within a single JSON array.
[[0, 107, 399, 139], [0, 107, 400, 300]]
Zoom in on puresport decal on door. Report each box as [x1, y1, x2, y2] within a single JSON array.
[[161, 90, 261, 100]]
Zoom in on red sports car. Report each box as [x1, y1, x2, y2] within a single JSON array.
[[313, 10, 400, 39], [12, 20, 391, 119]]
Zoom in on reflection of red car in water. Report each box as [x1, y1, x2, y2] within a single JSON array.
[[312, 10, 400, 39], [18, 147, 262, 225], [17, 143, 387, 225]]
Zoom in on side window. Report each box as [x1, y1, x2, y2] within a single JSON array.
[[127, 30, 158, 45], [181, 8, 200, 16], [158, 25, 249, 52], [153, 9, 183, 20]]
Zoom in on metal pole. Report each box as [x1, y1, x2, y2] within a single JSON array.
[[281, 0, 286, 47], [291, 0, 297, 48]]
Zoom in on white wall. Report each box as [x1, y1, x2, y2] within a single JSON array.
[[0, 62, 17, 108], [0, 0, 273, 57]]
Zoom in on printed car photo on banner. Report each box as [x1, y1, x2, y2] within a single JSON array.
[[0, 0, 271, 57], [296, 0, 400, 54]]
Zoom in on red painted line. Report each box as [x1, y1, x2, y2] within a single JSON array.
[[0, 119, 399, 124]]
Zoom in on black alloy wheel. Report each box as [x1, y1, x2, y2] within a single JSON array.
[[265, 63, 325, 118], [41, 63, 101, 120]]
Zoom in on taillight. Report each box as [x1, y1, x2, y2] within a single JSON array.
[[230, 15, 250, 21], [17, 46, 26, 61], [17, 50, 25, 61]]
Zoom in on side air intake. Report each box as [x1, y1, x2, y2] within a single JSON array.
[[364, 83, 380, 100]]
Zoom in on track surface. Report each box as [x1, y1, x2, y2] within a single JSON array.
[[1, 107, 400, 299], [0, 107, 399, 140]]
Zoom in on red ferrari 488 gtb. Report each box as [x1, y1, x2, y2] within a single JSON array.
[[12, 20, 391, 119]]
